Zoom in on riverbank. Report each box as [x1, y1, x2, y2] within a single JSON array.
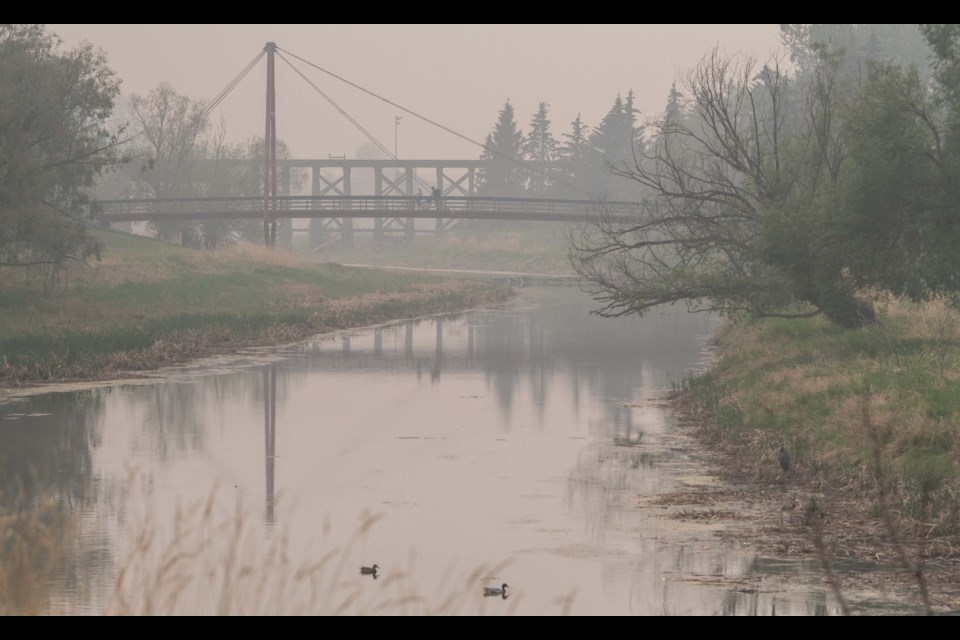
[[660, 298, 960, 613], [0, 230, 513, 389], [307, 222, 576, 276]]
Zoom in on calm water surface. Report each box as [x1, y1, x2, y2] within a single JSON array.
[[0, 286, 915, 615]]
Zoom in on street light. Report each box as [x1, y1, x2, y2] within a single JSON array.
[[395, 115, 402, 158], [395, 115, 402, 187]]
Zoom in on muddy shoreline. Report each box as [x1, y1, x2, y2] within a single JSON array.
[[655, 391, 960, 614]]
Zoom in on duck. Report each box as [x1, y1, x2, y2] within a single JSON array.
[[360, 564, 379, 579], [483, 582, 509, 598]]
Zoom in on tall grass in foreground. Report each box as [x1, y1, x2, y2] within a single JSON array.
[[678, 296, 960, 539], [0, 499, 67, 615], [2, 482, 574, 615], [671, 295, 960, 614], [108, 488, 553, 615], [681, 300, 960, 596], [2, 490, 572, 615]]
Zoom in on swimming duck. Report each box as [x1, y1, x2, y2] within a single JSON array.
[[360, 564, 379, 579], [483, 582, 509, 598]]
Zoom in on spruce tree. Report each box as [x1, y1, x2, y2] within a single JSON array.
[[478, 101, 526, 196]]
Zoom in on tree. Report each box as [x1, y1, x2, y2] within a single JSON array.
[[831, 63, 945, 302], [921, 24, 960, 133], [561, 113, 590, 165], [663, 82, 685, 125], [591, 93, 638, 169], [0, 24, 126, 287], [220, 136, 299, 247], [589, 91, 646, 200], [558, 113, 601, 197], [781, 24, 933, 83], [522, 102, 558, 194], [477, 101, 525, 196], [128, 82, 210, 243], [570, 47, 882, 328]]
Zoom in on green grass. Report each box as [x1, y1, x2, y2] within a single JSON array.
[[680, 298, 960, 537], [0, 230, 512, 384], [306, 222, 577, 275]]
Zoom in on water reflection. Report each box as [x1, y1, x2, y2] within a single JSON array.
[[0, 286, 915, 614], [0, 392, 99, 511], [263, 363, 277, 526]]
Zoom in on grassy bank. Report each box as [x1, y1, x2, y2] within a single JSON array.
[[675, 297, 960, 549], [303, 222, 576, 275], [0, 230, 512, 387]]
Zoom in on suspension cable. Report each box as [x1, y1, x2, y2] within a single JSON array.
[[276, 45, 589, 196], [199, 49, 267, 122], [277, 51, 436, 194]]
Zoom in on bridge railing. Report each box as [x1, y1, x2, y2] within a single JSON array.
[[95, 195, 649, 222]]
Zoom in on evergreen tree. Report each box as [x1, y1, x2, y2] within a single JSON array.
[[522, 102, 558, 194], [559, 113, 601, 196], [477, 101, 525, 196], [664, 82, 684, 125], [624, 89, 644, 151], [590, 93, 635, 168], [588, 92, 646, 199]]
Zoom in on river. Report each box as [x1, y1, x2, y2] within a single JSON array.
[[0, 285, 915, 615]]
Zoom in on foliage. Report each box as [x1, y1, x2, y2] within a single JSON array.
[[0, 24, 126, 288], [522, 102, 558, 194], [477, 101, 525, 196], [780, 24, 933, 82], [127, 82, 210, 243], [571, 47, 879, 327], [556, 112, 598, 196], [569, 33, 960, 329], [679, 296, 960, 543]]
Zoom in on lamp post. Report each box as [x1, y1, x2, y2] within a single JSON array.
[[395, 115, 402, 158], [394, 115, 402, 189]]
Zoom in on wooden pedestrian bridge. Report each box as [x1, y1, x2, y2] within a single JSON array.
[[95, 194, 645, 224], [95, 194, 648, 244]]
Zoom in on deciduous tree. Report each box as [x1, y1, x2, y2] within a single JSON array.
[[0, 24, 126, 287], [571, 48, 879, 328]]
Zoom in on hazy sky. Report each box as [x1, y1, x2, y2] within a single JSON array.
[[48, 24, 784, 160]]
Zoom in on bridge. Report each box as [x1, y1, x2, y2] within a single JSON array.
[[97, 42, 646, 248], [97, 193, 643, 244]]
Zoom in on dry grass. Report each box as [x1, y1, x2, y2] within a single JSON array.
[[104, 483, 557, 616], [0, 230, 513, 388], [0, 501, 68, 615], [676, 295, 960, 550]]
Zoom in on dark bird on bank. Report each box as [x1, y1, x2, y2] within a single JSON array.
[[360, 564, 379, 579], [778, 446, 791, 473], [483, 583, 509, 599]]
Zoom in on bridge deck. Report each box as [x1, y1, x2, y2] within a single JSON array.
[[95, 195, 645, 223]]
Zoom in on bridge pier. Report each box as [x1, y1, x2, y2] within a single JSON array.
[[309, 163, 357, 249], [373, 167, 384, 244], [405, 170, 415, 243], [341, 167, 353, 247], [278, 165, 292, 249], [432, 317, 443, 382]]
